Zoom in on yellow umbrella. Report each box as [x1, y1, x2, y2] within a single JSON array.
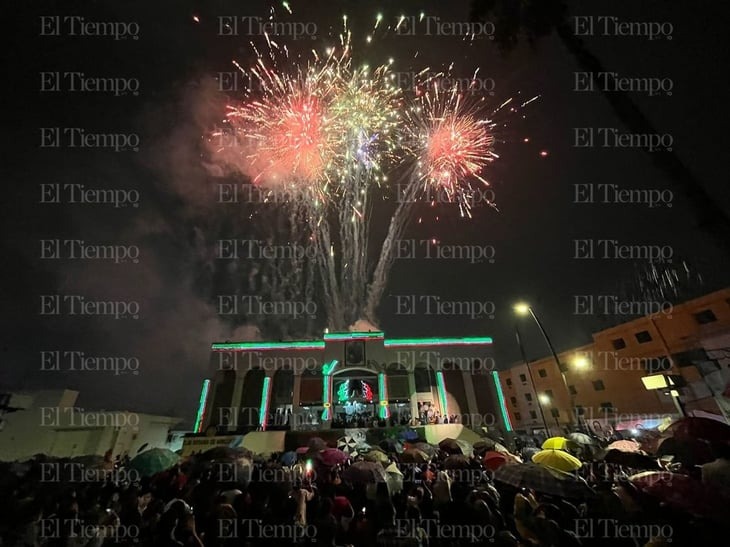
[[532, 449, 582, 472], [542, 437, 570, 450]]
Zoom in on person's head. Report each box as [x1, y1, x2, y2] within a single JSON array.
[[137, 488, 152, 509]]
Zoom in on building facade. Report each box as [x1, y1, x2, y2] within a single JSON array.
[[200, 331, 507, 435], [499, 288, 730, 436], [0, 389, 184, 462]]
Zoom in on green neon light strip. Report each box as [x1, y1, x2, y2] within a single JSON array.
[[324, 331, 384, 341], [214, 336, 492, 351], [194, 379, 210, 433], [385, 337, 493, 347], [212, 341, 325, 351], [378, 372, 390, 419], [259, 377, 272, 429], [492, 371, 513, 432], [435, 371, 448, 416], [321, 360, 338, 421]]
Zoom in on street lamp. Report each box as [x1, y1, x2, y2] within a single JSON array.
[[514, 302, 576, 430], [641, 373, 686, 417], [515, 325, 551, 436]]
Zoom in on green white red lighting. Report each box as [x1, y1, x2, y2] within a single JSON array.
[[492, 371, 513, 432], [435, 371, 448, 416], [194, 379, 210, 433], [321, 360, 338, 421], [212, 335, 492, 352], [378, 372, 390, 419], [259, 376, 272, 430]]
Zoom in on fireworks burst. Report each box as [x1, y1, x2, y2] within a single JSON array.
[[403, 81, 498, 217], [207, 11, 538, 329]]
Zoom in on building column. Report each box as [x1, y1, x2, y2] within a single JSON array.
[[320, 360, 338, 429], [435, 368, 449, 417], [378, 372, 390, 420], [291, 374, 302, 431], [258, 370, 275, 431], [230, 373, 245, 429], [408, 371, 418, 424], [461, 371, 479, 420]]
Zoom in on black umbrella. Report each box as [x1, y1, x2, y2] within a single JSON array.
[[379, 438, 404, 454], [601, 449, 661, 470], [493, 463, 594, 499], [443, 455, 470, 470], [341, 461, 387, 483]]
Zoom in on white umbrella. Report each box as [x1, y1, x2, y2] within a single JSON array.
[[337, 435, 359, 456], [385, 462, 403, 494]]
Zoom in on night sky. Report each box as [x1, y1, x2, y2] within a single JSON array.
[[3, 0, 729, 424]]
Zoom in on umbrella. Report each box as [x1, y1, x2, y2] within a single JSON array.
[[198, 446, 251, 461], [532, 449, 582, 472], [607, 440, 641, 453], [542, 437, 570, 450], [521, 447, 541, 461], [439, 438, 463, 455], [308, 437, 327, 451], [630, 471, 730, 521], [494, 463, 594, 499], [337, 436, 358, 456], [483, 451, 509, 471], [363, 449, 390, 465], [341, 461, 387, 483], [437, 438, 473, 456], [412, 442, 438, 458], [379, 438, 404, 454], [399, 429, 419, 441], [568, 432, 596, 446], [129, 448, 180, 477], [318, 448, 349, 467], [280, 451, 297, 466], [455, 439, 474, 457], [400, 448, 430, 463], [443, 455, 470, 469], [473, 439, 497, 454], [601, 449, 661, 470], [656, 437, 716, 467], [385, 462, 403, 494], [666, 417, 730, 444]]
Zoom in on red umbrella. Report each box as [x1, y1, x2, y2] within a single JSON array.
[[318, 447, 349, 467], [483, 450, 508, 471], [607, 440, 641, 452], [666, 417, 730, 444], [630, 471, 730, 521]]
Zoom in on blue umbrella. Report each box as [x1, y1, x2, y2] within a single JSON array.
[[399, 429, 419, 441], [280, 451, 297, 466]]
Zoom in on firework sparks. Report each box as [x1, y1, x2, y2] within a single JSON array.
[[208, 12, 537, 328], [403, 81, 498, 217]]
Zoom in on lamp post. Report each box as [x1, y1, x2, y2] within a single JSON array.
[[514, 302, 576, 431], [539, 394, 561, 433], [515, 324, 551, 436]]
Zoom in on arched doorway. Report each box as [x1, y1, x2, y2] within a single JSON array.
[[331, 368, 379, 428]]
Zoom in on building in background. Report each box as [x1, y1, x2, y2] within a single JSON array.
[[200, 332, 505, 437], [499, 288, 730, 437], [0, 389, 185, 462]]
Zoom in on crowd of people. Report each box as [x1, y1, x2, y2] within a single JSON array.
[[0, 427, 728, 547]]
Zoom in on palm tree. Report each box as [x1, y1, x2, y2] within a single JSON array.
[[470, 0, 730, 253]]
